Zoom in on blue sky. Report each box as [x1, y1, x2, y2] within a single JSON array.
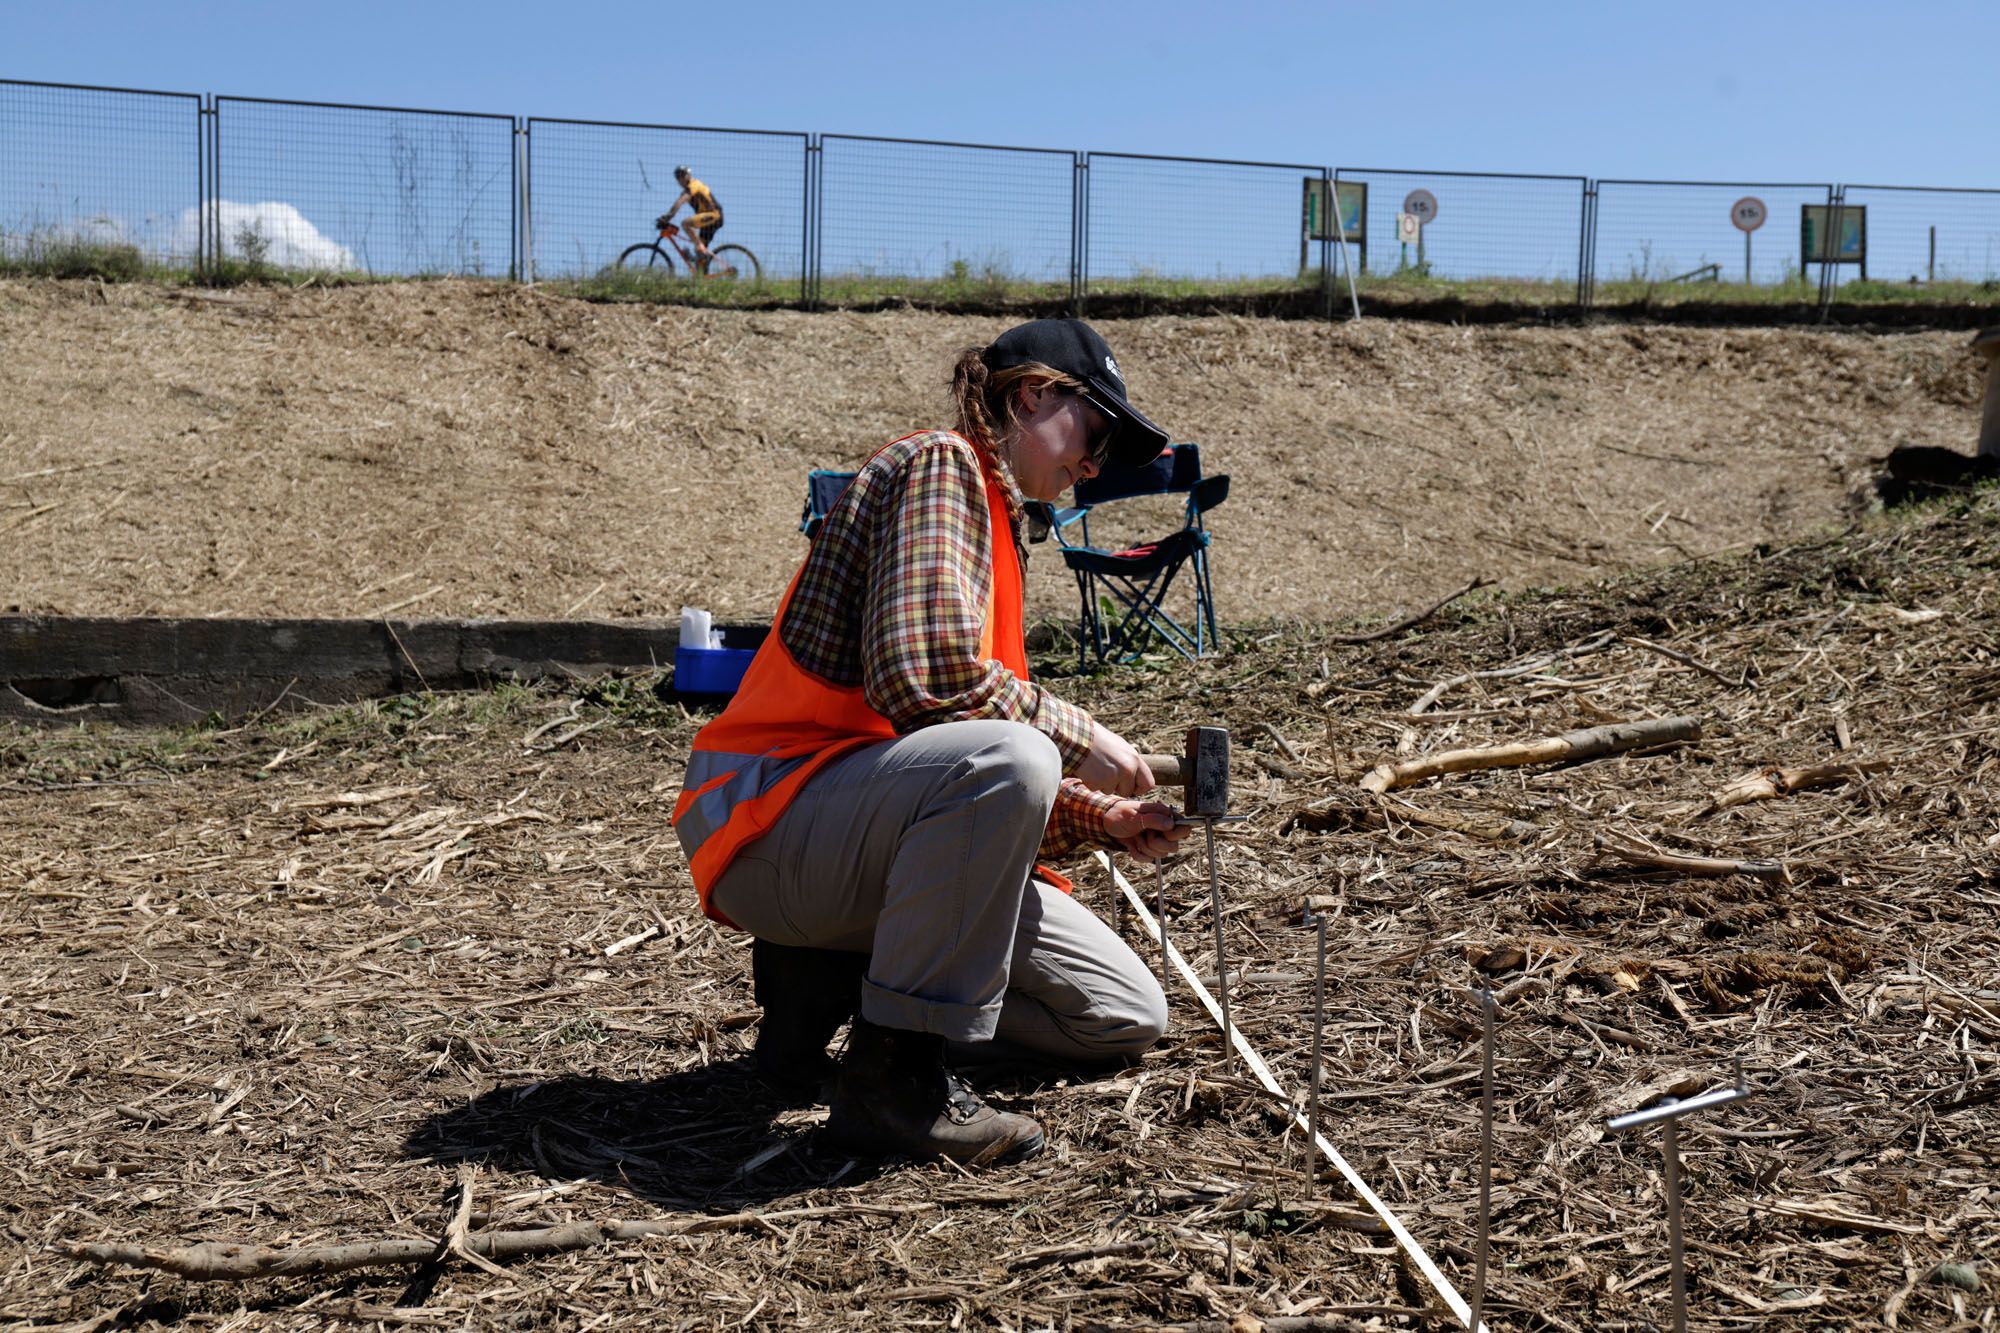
[[10, 0, 1994, 185], [7, 1, 1996, 286]]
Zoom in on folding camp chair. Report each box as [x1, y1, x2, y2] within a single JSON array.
[[799, 469, 857, 539], [1039, 444, 1228, 668]]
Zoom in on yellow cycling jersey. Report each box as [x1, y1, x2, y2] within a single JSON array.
[[683, 177, 720, 217]]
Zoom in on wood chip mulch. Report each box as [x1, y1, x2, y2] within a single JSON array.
[[2, 490, 1995, 1331]]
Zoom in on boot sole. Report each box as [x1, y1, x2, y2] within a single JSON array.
[[824, 1119, 1045, 1167]]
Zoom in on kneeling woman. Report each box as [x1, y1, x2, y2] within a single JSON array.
[[673, 319, 1186, 1166]]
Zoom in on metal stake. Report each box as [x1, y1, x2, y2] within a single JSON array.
[[1203, 817, 1232, 1068], [1468, 988, 1497, 1333], [1605, 1059, 1753, 1333], [1661, 1112, 1685, 1333], [1305, 912, 1327, 1196], [1155, 859, 1170, 988]]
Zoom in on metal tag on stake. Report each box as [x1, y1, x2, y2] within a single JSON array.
[[1604, 1059, 1755, 1333]]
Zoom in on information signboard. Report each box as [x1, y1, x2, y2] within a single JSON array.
[[1301, 178, 1366, 243], [1801, 204, 1866, 266]]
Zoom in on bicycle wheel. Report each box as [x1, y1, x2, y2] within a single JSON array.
[[707, 244, 761, 282], [617, 242, 678, 273]]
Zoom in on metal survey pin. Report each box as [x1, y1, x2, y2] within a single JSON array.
[[1468, 988, 1497, 1333], [1154, 859, 1170, 987], [1605, 1058, 1754, 1333], [1304, 910, 1328, 1196]]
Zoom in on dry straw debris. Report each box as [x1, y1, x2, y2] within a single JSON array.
[[2, 488, 1997, 1325], [0, 277, 1984, 629]]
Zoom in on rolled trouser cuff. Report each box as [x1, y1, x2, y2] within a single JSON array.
[[861, 978, 1000, 1044]]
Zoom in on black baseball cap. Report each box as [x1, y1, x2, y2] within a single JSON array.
[[982, 319, 1169, 469]]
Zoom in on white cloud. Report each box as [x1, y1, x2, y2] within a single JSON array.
[[170, 200, 356, 271]]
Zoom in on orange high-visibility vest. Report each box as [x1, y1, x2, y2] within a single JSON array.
[[672, 432, 1035, 925]]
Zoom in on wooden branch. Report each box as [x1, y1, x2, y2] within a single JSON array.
[[1593, 834, 1788, 883], [1326, 576, 1493, 645], [1619, 635, 1739, 686], [437, 1165, 508, 1278], [1698, 760, 1890, 817], [1358, 715, 1699, 794], [64, 1203, 930, 1281]]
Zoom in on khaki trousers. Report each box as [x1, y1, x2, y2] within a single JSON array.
[[708, 720, 1167, 1060]]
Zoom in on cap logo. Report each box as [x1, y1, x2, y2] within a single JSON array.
[[1103, 354, 1123, 386]]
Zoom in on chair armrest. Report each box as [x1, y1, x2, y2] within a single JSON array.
[[1190, 474, 1230, 513], [1026, 500, 1091, 547]]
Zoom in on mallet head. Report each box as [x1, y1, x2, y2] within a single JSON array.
[[1184, 725, 1230, 818]]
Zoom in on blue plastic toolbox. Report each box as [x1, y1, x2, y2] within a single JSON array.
[[672, 624, 768, 695]]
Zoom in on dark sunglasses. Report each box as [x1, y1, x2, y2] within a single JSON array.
[[1070, 389, 1119, 466]]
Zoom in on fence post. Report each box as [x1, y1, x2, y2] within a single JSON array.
[[1070, 151, 1083, 315], [803, 134, 821, 309], [511, 118, 524, 283], [1320, 167, 1334, 321], [195, 96, 209, 278], [1075, 153, 1090, 316], [206, 95, 220, 282], [1816, 184, 1842, 322], [1578, 179, 1598, 309]]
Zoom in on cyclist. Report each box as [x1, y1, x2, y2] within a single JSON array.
[[659, 165, 722, 272]]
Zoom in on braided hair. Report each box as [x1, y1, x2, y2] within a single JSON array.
[[948, 346, 1082, 530]]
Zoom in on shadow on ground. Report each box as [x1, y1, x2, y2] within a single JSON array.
[[403, 1057, 890, 1214]]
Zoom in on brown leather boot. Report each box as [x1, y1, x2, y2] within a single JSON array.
[[825, 1018, 1045, 1166], [751, 939, 866, 1099]]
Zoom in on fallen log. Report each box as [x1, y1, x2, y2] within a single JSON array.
[[1358, 716, 1699, 794], [1698, 760, 1890, 817]]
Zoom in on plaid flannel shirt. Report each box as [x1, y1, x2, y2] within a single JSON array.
[[781, 430, 1121, 857]]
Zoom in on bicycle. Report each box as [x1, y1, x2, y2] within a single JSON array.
[[617, 218, 761, 281]]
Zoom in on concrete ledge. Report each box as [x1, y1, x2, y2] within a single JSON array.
[[0, 616, 694, 727]]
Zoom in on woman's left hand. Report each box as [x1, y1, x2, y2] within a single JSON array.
[[1104, 799, 1189, 863]]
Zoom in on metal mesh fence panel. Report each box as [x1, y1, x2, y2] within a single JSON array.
[[527, 119, 806, 285], [1839, 185, 2000, 291], [817, 135, 1074, 302], [1084, 153, 1328, 296], [1592, 180, 1832, 293], [1334, 168, 1586, 298], [214, 97, 514, 277], [0, 80, 202, 272]]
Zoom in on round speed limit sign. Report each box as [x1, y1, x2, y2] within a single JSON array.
[[1402, 189, 1439, 225], [1730, 196, 1767, 233]]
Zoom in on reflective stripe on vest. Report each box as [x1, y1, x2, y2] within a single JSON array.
[[672, 432, 1028, 922]]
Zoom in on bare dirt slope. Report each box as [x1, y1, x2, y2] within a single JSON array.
[[0, 278, 1982, 628]]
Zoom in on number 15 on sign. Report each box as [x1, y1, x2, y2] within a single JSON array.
[[1731, 196, 1766, 284]]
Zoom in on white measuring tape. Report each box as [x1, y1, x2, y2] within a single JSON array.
[[1096, 850, 1482, 1331]]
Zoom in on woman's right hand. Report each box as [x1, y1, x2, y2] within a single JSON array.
[[1077, 719, 1156, 797]]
